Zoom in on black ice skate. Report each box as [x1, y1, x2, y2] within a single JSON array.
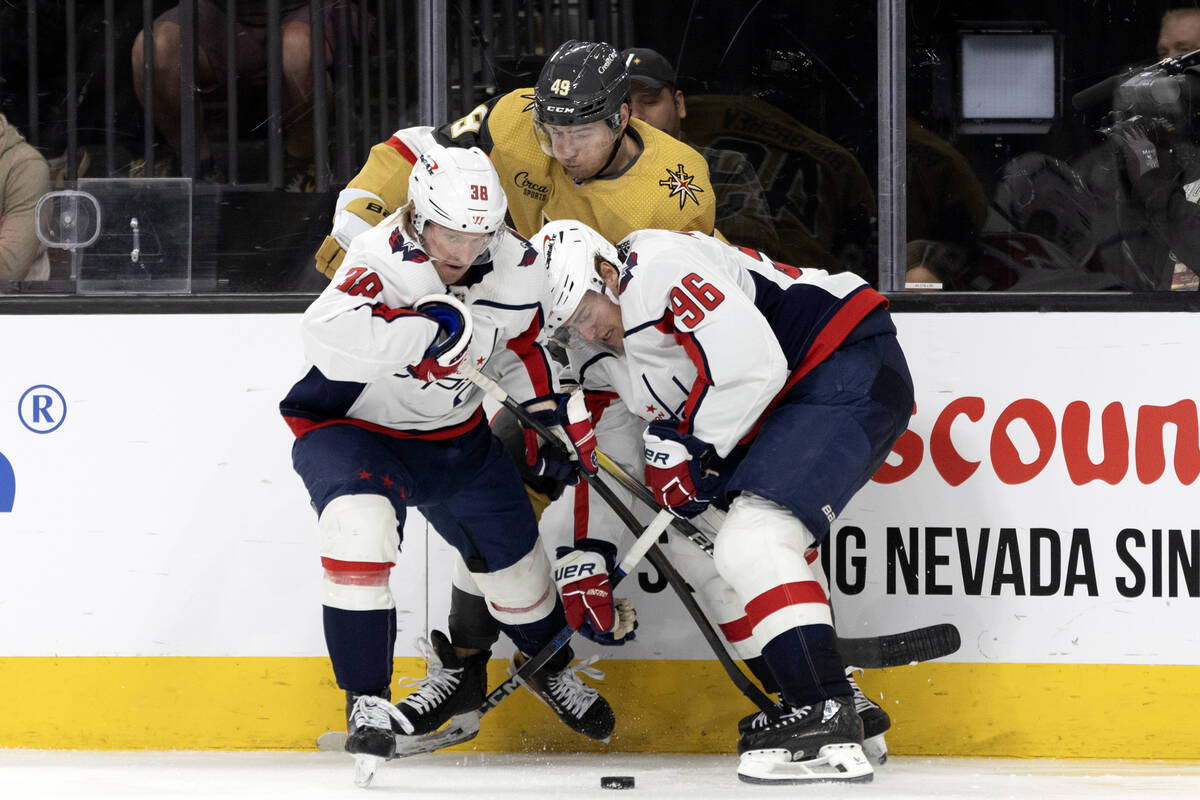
[[847, 666, 891, 763], [395, 630, 489, 736], [511, 651, 615, 741], [344, 692, 414, 787], [736, 695, 873, 784]]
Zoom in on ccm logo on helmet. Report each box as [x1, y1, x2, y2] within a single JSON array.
[[543, 105, 576, 114]]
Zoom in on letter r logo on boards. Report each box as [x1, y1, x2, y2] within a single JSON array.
[[18, 384, 67, 434]]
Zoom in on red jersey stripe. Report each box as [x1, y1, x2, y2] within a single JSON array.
[[385, 136, 418, 164], [744, 580, 828, 627], [719, 615, 755, 643]]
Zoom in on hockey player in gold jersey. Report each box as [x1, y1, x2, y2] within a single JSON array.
[[315, 39, 717, 278], [310, 38, 719, 745]]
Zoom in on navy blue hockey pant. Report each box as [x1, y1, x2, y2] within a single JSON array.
[[291, 418, 567, 695]]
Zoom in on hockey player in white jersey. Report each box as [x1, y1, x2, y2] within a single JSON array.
[[279, 146, 614, 783], [536, 220, 914, 784]]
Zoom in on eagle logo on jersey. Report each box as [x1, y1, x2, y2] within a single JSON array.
[[389, 228, 430, 262], [518, 238, 538, 266], [618, 251, 638, 295], [659, 164, 705, 209]]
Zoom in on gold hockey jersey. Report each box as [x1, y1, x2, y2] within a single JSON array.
[[316, 88, 716, 276]]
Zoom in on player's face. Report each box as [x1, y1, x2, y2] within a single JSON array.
[[629, 83, 684, 139], [543, 118, 623, 180], [558, 286, 624, 354], [420, 221, 491, 283], [1158, 15, 1200, 58]]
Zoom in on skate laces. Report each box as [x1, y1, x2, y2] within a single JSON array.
[[546, 655, 605, 718], [744, 699, 785, 731], [398, 636, 463, 715], [845, 667, 877, 714], [751, 702, 812, 731], [350, 694, 415, 735]]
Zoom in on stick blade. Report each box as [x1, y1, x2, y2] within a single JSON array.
[[838, 623, 961, 668], [317, 731, 347, 752], [316, 712, 482, 758]]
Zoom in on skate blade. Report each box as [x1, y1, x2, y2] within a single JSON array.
[[864, 733, 888, 765], [353, 754, 384, 787], [737, 743, 874, 784]]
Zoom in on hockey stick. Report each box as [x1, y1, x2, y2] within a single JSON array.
[[476, 506, 675, 707], [594, 444, 963, 669], [595, 449, 719, 553], [319, 506, 675, 757], [454, 361, 775, 713], [456, 362, 959, 677]]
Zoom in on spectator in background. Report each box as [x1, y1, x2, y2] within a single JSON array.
[[1064, 7, 1200, 291], [1157, 7, 1200, 58], [130, 1, 360, 190], [621, 47, 780, 255], [0, 113, 50, 284]]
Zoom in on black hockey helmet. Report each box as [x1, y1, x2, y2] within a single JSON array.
[[533, 40, 630, 128]]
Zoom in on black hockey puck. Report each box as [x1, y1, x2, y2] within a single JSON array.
[[600, 775, 635, 789]]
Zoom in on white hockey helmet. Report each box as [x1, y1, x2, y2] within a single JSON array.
[[538, 219, 621, 342], [408, 144, 508, 257]]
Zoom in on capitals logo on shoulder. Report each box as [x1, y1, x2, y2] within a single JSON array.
[[0, 449, 14, 513], [389, 228, 430, 262], [618, 251, 638, 295], [659, 163, 705, 209]]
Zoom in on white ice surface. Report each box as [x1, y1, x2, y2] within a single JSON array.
[[2, 751, 1200, 800]]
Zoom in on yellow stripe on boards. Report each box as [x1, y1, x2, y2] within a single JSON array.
[[855, 662, 1200, 759], [2, 658, 1198, 758]]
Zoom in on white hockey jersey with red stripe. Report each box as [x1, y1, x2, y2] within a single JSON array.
[[281, 209, 556, 438], [606, 230, 890, 456]]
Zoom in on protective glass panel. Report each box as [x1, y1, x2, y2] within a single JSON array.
[[451, 0, 881, 287], [908, 1, 1200, 292], [48, 179, 193, 294], [0, 1, 421, 296]]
